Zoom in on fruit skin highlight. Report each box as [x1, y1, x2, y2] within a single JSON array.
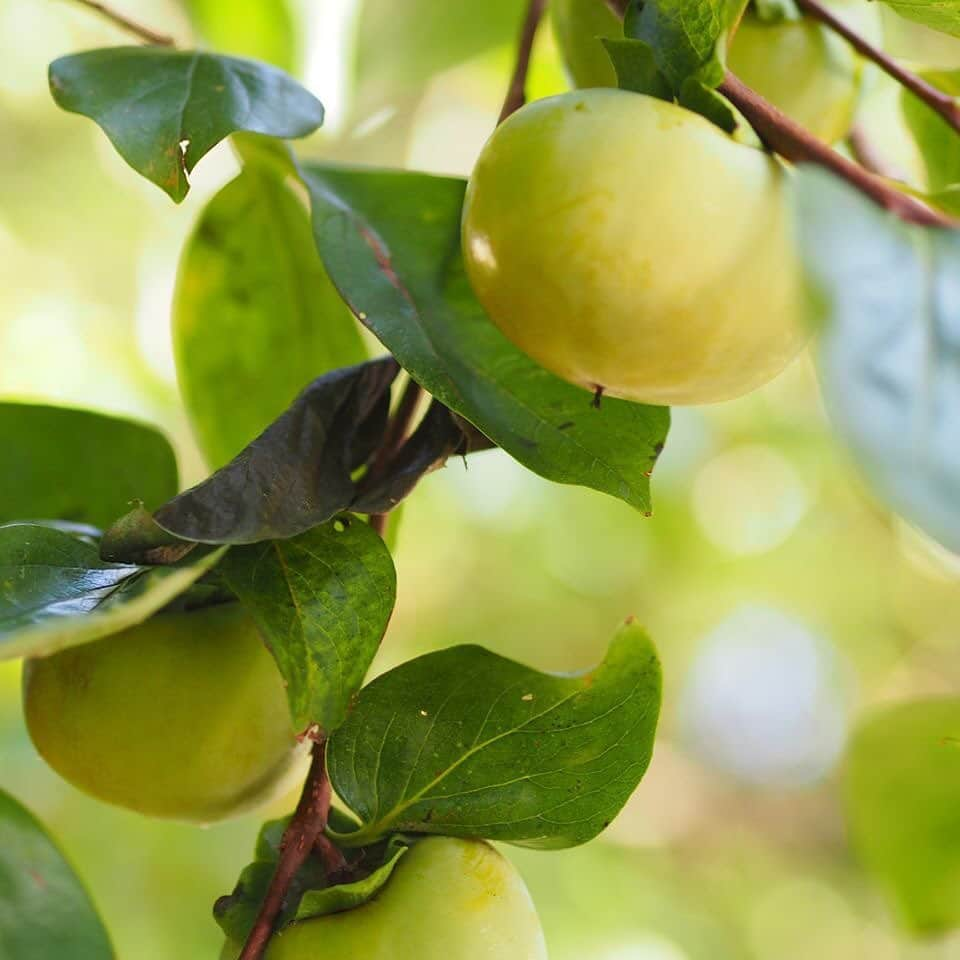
[[462, 89, 806, 406], [23, 603, 307, 823], [221, 837, 549, 959]]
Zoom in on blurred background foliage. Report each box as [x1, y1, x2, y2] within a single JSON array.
[[2, 0, 960, 957]]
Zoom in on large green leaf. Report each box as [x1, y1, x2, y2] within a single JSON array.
[[328, 620, 661, 848], [879, 0, 960, 38], [174, 164, 365, 468], [901, 69, 960, 192], [797, 168, 960, 554], [301, 165, 669, 514], [49, 48, 324, 201], [844, 698, 960, 934], [220, 518, 397, 730], [0, 403, 177, 529], [0, 523, 224, 660], [182, 0, 299, 73], [0, 789, 113, 959]]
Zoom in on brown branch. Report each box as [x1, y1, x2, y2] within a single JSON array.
[[719, 71, 953, 227], [605, 0, 629, 15], [499, 0, 549, 124], [796, 0, 960, 135], [65, 0, 175, 45], [238, 737, 332, 960]]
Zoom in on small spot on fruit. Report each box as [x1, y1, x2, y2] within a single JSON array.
[[522, 693, 534, 702]]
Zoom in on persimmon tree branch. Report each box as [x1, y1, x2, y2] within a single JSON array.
[[719, 71, 951, 226], [238, 736, 332, 960], [65, 0, 175, 45], [796, 0, 960, 134], [499, 0, 549, 123]]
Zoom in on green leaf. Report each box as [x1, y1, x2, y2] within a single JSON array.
[[220, 518, 397, 731], [796, 168, 960, 555], [154, 358, 398, 544], [878, 0, 960, 38], [181, 0, 299, 73], [301, 165, 670, 514], [215, 816, 407, 946], [901, 69, 960, 192], [0, 789, 113, 959], [174, 164, 366, 468], [601, 38, 673, 97], [844, 698, 960, 934], [328, 620, 662, 849], [0, 403, 178, 529], [0, 523, 224, 660], [49, 48, 324, 201], [625, 0, 746, 94]]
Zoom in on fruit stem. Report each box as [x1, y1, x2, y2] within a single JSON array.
[[238, 736, 332, 960], [368, 376, 424, 536], [499, 0, 549, 124], [65, 0, 175, 45], [718, 71, 953, 227], [796, 0, 960, 136]]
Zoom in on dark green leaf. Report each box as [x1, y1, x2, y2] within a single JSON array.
[[797, 168, 960, 555], [328, 620, 661, 849], [220, 518, 397, 730], [0, 523, 224, 660], [181, 0, 299, 72], [901, 69, 960, 192], [174, 164, 366, 468], [154, 358, 398, 544], [844, 698, 960, 934], [99, 505, 195, 566], [49, 48, 324, 201], [301, 165, 670, 514], [601, 38, 673, 97], [878, 0, 960, 38], [0, 403, 177, 529], [215, 816, 407, 945], [0, 789, 113, 959]]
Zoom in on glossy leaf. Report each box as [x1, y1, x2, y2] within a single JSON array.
[[174, 165, 365, 468], [155, 358, 398, 544], [797, 168, 960, 554], [0, 523, 224, 660], [49, 48, 324, 201], [901, 69, 960, 192], [301, 165, 670, 514], [878, 0, 960, 38], [0, 789, 113, 959], [844, 698, 960, 934], [215, 817, 406, 946], [182, 0, 299, 72], [328, 620, 661, 848], [0, 403, 177, 529], [220, 518, 397, 730]]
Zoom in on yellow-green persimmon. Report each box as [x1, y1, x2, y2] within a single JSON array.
[[729, 1, 881, 145], [221, 838, 548, 959], [23, 603, 307, 823], [551, 0, 621, 89], [462, 89, 806, 405]]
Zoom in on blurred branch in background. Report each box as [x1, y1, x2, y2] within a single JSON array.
[[64, 0, 175, 46]]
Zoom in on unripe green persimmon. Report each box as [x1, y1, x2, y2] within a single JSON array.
[[462, 90, 805, 405], [729, 2, 881, 145], [221, 838, 547, 960], [23, 604, 307, 823]]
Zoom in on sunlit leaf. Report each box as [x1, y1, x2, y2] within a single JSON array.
[[328, 620, 661, 848]]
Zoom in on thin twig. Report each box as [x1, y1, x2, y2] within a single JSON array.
[[605, 0, 629, 15], [499, 0, 549, 124], [719, 71, 952, 227], [66, 0, 175, 45], [238, 738, 332, 960], [796, 0, 960, 134]]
